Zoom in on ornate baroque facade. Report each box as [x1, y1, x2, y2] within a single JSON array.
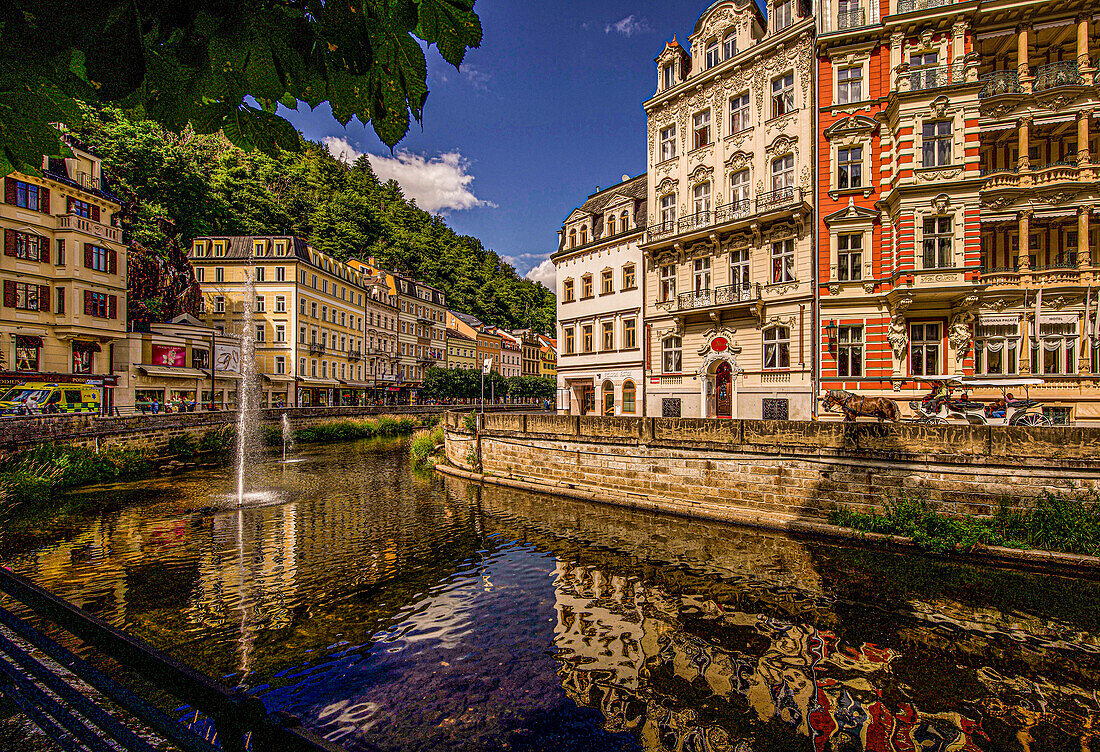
[[643, 0, 816, 419]]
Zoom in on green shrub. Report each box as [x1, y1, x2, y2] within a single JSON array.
[[409, 424, 445, 470], [166, 433, 198, 458], [200, 426, 235, 453], [461, 412, 478, 433]]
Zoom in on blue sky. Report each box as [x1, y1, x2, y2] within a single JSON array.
[[280, 1, 715, 287]]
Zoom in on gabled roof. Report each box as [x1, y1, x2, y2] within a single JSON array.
[[823, 115, 879, 140], [557, 174, 648, 252], [823, 198, 880, 225]]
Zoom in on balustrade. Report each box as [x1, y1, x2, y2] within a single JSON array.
[[1034, 61, 1084, 91], [837, 8, 866, 29], [978, 70, 1023, 99], [676, 283, 760, 312]]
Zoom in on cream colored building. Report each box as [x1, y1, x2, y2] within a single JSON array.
[[446, 328, 478, 370], [555, 176, 647, 416], [395, 274, 447, 402], [189, 236, 371, 407], [347, 258, 401, 401], [643, 0, 815, 419], [0, 135, 128, 409]]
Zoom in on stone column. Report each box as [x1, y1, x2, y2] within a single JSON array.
[[1018, 210, 1032, 271], [1080, 109, 1094, 180], [1079, 206, 1091, 268], [1018, 25, 1033, 93], [1018, 116, 1032, 173], [1020, 312, 1032, 374], [1079, 15, 1093, 85]]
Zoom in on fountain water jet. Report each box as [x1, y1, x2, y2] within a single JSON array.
[[235, 266, 258, 506], [282, 413, 293, 463]]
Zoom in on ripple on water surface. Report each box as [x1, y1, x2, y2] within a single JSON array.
[[1, 438, 1098, 752]]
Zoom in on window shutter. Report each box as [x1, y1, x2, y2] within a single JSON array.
[[108, 249, 116, 274], [3, 229, 14, 257], [40, 235, 49, 264], [2, 280, 14, 307], [91, 205, 100, 222], [39, 285, 49, 312], [84, 289, 92, 315], [84, 243, 92, 269], [4, 177, 14, 205], [39, 187, 49, 214], [108, 295, 117, 319]]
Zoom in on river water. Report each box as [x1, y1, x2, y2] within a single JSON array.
[[2, 440, 1098, 752]]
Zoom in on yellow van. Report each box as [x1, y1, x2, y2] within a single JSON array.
[[0, 383, 100, 415]]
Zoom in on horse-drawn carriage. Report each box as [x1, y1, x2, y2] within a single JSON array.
[[822, 376, 1054, 425]]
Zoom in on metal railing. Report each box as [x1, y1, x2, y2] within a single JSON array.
[[676, 282, 761, 311], [677, 209, 713, 233], [896, 0, 951, 12], [649, 220, 677, 240], [0, 566, 343, 752], [978, 70, 1022, 99], [347, 349, 362, 362], [756, 186, 802, 213], [909, 64, 964, 91], [308, 342, 326, 356], [715, 198, 753, 223], [837, 8, 866, 29], [1034, 61, 1083, 91]]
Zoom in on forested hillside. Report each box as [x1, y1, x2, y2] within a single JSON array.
[[75, 108, 555, 332]]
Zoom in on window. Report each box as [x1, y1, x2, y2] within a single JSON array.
[[910, 51, 940, 89], [602, 321, 614, 351], [705, 41, 721, 69], [255, 295, 265, 313], [214, 267, 224, 283], [215, 296, 225, 313], [771, 73, 794, 118], [1033, 320, 1077, 375], [730, 170, 750, 204], [723, 33, 737, 60], [837, 147, 862, 190], [255, 324, 266, 343], [275, 266, 285, 282], [7, 281, 45, 311], [660, 125, 677, 160], [601, 269, 614, 295], [729, 93, 751, 134], [772, 155, 794, 191], [772, 240, 795, 283], [275, 295, 285, 312], [72, 344, 93, 374], [213, 243, 225, 257], [923, 216, 953, 268], [622, 381, 637, 413], [692, 182, 711, 215], [838, 66, 863, 104], [582, 324, 594, 353], [84, 291, 112, 318], [621, 210, 630, 231], [660, 264, 677, 302], [663, 336, 682, 373], [622, 264, 636, 290], [275, 324, 286, 343], [606, 214, 616, 236], [922, 120, 952, 167], [693, 111, 711, 150], [838, 326, 863, 377], [255, 267, 265, 282], [275, 356, 286, 375], [773, 0, 793, 30], [562, 278, 574, 302], [12, 180, 44, 211], [764, 327, 791, 369], [910, 323, 941, 376], [579, 226, 588, 245], [624, 318, 637, 349], [837, 234, 862, 281], [6, 230, 44, 262], [86, 244, 110, 272], [56, 240, 65, 266], [311, 301, 317, 318], [974, 321, 1018, 375], [663, 64, 676, 89], [196, 267, 205, 283], [731, 248, 750, 288], [56, 287, 64, 313], [582, 274, 593, 298], [693, 258, 711, 291], [660, 193, 677, 226]]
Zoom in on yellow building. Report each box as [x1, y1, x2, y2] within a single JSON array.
[[189, 236, 373, 407], [446, 328, 478, 370], [0, 135, 128, 410], [347, 258, 401, 403], [540, 336, 557, 378]]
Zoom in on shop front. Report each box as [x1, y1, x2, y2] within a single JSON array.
[[262, 374, 294, 409], [133, 364, 209, 412], [297, 378, 339, 407]]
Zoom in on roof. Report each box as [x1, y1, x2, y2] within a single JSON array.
[[556, 174, 647, 254], [452, 311, 484, 329], [446, 329, 476, 342], [192, 235, 313, 262]]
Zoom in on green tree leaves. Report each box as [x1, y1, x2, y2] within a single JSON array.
[[0, 0, 483, 177]]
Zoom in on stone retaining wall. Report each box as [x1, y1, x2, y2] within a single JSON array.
[[0, 405, 530, 457], [442, 413, 1100, 522]]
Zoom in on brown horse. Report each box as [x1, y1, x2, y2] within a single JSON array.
[[822, 390, 900, 423]]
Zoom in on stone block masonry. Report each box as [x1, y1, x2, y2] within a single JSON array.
[[443, 415, 1100, 525]]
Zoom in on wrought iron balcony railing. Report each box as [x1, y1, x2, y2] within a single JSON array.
[[308, 342, 326, 356], [676, 282, 761, 311], [978, 70, 1022, 99], [649, 220, 677, 240], [896, 0, 950, 13], [837, 8, 866, 29], [677, 209, 712, 233], [908, 64, 964, 91], [347, 349, 362, 362], [1034, 61, 1084, 91], [756, 186, 802, 213], [715, 198, 752, 223]]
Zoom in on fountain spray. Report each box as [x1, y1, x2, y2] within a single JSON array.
[[235, 266, 258, 507], [282, 413, 292, 463]]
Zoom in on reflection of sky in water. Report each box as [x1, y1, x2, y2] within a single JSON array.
[[1, 441, 1098, 752]]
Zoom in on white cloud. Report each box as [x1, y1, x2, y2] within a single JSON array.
[[323, 136, 495, 214], [605, 15, 651, 37], [461, 64, 491, 91], [525, 258, 556, 287]]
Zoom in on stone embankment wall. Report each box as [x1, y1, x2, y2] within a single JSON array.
[[0, 405, 528, 457], [442, 413, 1100, 523]]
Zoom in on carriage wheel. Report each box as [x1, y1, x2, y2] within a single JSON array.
[[1011, 412, 1051, 427]]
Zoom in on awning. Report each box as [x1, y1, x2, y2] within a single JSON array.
[[340, 381, 374, 388], [137, 365, 209, 380], [214, 371, 241, 380], [262, 374, 296, 383], [298, 378, 339, 387]]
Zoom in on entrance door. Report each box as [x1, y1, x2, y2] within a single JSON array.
[[580, 385, 595, 415], [715, 362, 733, 418]]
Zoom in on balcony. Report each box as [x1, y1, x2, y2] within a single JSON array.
[[649, 220, 677, 241], [347, 349, 362, 362], [677, 209, 713, 234], [715, 198, 753, 223], [56, 214, 121, 244], [1034, 61, 1084, 92], [895, 0, 951, 13], [417, 317, 436, 327], [756, 186, 803, 214], [308, 342, 326, 356], [675, 282, 761, 312], [837, 8, 866, 29], [908, 64, 964, 92], [980, 161, 1083, 197], [978, 70, 1023, 100]]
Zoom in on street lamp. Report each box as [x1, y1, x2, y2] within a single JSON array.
[[824, 320, 838, 351]]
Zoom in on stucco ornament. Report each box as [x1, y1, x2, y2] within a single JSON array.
[[887, 296, 913, 362], [949, 309, 974, 363]]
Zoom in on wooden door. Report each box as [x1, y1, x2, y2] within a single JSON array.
[[716, 362, 732, 418]]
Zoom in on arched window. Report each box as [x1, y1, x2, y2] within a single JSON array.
[[569, 229, 576, 248], [621, 210, 630, 230], [602, 380, 615, 416], [622, 381, 636, 414], [607, 214, 616, 236], [580, 226, 588, 245]]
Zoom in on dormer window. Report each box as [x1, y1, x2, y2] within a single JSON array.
[[569, 229, 577, 248], [773, 0, 794, 30], [663, 63, 676, 89], [607, 214, 616, 236], [723, 33, 737, 60], [579, 226, 588, 245], [705, 41, 721, 69], [621, 210, 630, 230]]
